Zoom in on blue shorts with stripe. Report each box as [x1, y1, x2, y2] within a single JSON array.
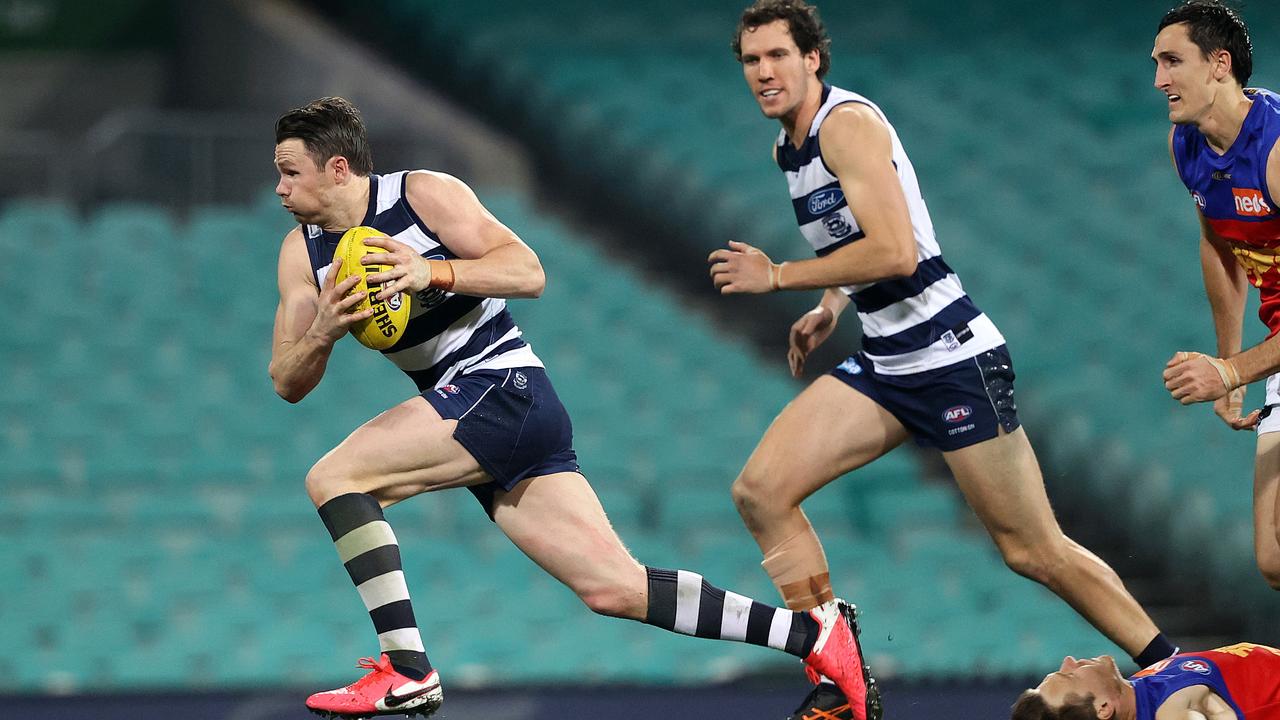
[[423, 366, 579, 517], [829, 345, 1020, 451]]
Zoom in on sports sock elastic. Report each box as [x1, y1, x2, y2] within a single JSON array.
[[1133, 633, 1178, 669], [643, 567, 819, 658], [318, 492, 432, 680]]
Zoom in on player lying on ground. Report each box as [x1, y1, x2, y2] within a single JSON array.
[[1012, 644, 1280, 720]]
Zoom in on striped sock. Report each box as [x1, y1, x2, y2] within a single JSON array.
[[643, 567, 819, 658], [318, 493, 431, 680]]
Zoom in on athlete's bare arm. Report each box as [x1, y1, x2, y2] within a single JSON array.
[[1166, 137, 1280, 417], [269, 227, 374, 403], [787, 287, 850, 377], [777, 103, 917, 289], [1199, 213, 1248, 362], [708, 103, 916, 294], [361, 171, 545, 301], [1155, 685, 1237, 720]]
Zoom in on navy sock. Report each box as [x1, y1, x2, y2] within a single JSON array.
[[1132, 633, 1178, 669]]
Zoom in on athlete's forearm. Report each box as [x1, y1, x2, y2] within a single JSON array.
[[817, 287, 851, 318], [269, 331, 336, 403], [1200, 235, 1247, 358], [446, 242, 545, 299], [777, 239, 916, 291], [1224, 335, 1280, 386]]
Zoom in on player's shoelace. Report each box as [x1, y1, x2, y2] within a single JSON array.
[[350, 656, 394, 689]]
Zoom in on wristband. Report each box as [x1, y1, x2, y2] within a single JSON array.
[[427, 260, 455, 292]]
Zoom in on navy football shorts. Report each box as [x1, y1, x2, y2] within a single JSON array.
[[829, 345, 1020, 452], [423, 366, 580, 517]]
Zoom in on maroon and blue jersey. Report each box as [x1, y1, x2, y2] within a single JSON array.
[[1131, 644, 1280, 719], [1173, 88, 1280, 335]]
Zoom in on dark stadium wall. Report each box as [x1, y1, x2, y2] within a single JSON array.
[[169, 0, 534, 198], [5, 680, 1032, 720]]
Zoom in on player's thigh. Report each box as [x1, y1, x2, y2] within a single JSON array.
[[491, 471, 643, 597], [308, 395, 489, 505], [942, 427, 1061, 548], [1253, 432, 1280, 571], [740, 374, 908, 505]]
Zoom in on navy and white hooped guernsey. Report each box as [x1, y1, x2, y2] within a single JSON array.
[[302, 171, 542, 391], [777, 84, 1004, 375]]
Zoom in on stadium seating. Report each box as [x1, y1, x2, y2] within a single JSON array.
[[0, 191, 1091, 691]]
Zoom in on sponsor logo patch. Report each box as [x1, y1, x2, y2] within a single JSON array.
[[1233, 188, 1272, 217], [513, 371, 529, 390], [1180, 660, 1212, 675], [1192, 191, 1207, 211], [807, 188, 844, 216], [837, 357, 863, 375], [434, 384, 460, 399], [943, 405, 973, 424]]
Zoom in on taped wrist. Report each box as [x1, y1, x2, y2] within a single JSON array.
[[1205, 355, 1241, 391], [427, 260, 455, 291]]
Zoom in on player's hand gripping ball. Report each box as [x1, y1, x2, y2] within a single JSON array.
[[332, 226, 412, 350]]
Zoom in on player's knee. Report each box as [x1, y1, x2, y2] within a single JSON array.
[[732, 469, 787, 518], [305, 460, 351, 508]]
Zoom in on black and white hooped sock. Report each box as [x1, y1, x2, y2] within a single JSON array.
[[643, 567, 819, 658], [318, 492, 432, 680]]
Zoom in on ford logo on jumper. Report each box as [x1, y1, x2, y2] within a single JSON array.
[[808, 188, 844, 216]]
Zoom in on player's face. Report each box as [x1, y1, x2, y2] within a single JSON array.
[[738, 20, 820, 120], [1152, 22, 1220, 125], [1034, 655, 1126, 714], [274, 138, 336, 225]]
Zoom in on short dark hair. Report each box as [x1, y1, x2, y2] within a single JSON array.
[[274, 96, 373, 176], [1010, 690, 1099, 720], [732, 0, 832, 79], [1158, 0, 1253, 86]]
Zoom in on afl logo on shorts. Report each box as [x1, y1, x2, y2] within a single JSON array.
[[513, 371, 528, 390], [1180, 660, 1212, 675], [943, 406, 973, 424], [1192, 191, 1207, 211], [434, 384, 460, 399]]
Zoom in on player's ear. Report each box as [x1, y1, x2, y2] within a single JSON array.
[[1212, 49, 1233, 82], [329, 155, 350, 183], [1095, 698, 1115, 720], [804, 48, 820, 74]]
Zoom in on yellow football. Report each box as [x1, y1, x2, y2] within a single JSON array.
[[333, 226, 412, 351]]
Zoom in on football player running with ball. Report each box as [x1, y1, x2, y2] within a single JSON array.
[[709, 3, 1179, 716], [269, 97, 874, 719]]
